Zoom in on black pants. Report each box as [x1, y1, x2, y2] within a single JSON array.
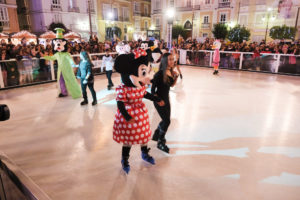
[[106, 70, 113, 86], [81, 80, 96, 102], [154, 100, 171, 132]]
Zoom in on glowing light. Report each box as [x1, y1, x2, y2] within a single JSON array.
[[166, 8, 175, 18]]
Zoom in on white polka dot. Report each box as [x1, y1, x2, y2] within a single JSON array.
[[135, 116, 139, 121], [146, 125, 149, 129], [139, 115, 143, 119], [143, 120, 146, 124], [121, 136, 124, 140], [137, 129, 141, 133], [135, 99, 138, 102], [118, 124, 122, 128], [135, 109, 139, 114], [138, 122, 142, 126], [144, 113, 147, 117], [127, 94, 131, 97], [130, 136, 134, 140], [128, 124, 132, 128], [142, 127, 145, 131], [131, 130, 136, 134], [113, 135, 116, 139], [135, 135, 139, 139], [123, 124, 127, 128], [141, 134, 144, 138], [128, 142, 132, 145], [126, 130, 130, 134], [133, 123, 137, 127], [144, 139, 147, 142], [120, 89, 123, 93], [131, 111, 134, 115], [132, 93, 135, 97], [125, 136, 128, 140], [121, 118, 124, 122]]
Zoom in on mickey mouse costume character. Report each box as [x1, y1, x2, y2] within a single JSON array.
[[44, 28, 81, 98], [113, 49, 165, 174], [140, 40, 154, 65], [212, 39, 221, 75]]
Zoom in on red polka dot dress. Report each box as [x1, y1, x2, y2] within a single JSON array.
[[113, 84, 151, 145]]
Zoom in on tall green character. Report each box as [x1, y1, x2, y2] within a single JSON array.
[[44, 28, 81, 98]]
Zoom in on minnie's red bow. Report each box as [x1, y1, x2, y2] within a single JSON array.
[[133, 48, 147, 59]]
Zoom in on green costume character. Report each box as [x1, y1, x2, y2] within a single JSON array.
[[44, 28, 81, 99]]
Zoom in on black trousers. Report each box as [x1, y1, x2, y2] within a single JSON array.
[[106, 70, 113, 86], [154, 100, 171, 132], [81, 80, 96, 102]]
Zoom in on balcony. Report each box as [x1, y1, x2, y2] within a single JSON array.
[[176, 5, 200, 12], [133, 11, 141, 16], [153, 9, 162, 14], [51, 4, 62, 11], [141, 13, 150, 17], [201, 23, 210, 29], [119, 16, 130, 22], [86, 8, 95, 13], [68, 7, 80, 12], [218, 2, 230, 8]]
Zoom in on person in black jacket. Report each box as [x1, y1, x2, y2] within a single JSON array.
[[151, 53, 178, 153]]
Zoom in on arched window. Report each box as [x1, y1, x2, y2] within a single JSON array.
[[184, 20, 192, 30]]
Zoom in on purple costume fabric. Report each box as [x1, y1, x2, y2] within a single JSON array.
[[59, 74, 68, 95]]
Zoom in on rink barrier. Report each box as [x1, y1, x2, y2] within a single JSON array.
[[0, 52, 118, 90], [179, 50, 300, 75]]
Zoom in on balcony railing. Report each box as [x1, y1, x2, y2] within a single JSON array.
[[118, 16, 130, 22], [68, 7, 80, 12], [218, 2, 230, 8], [141, 13, 150, 17], [176, 5, 200, 12], [51, 4, 62, 11], [153, 9, 162, 14], [87, 8, 95, 13], [201, 23, 210, 29], [133, 11, 141, 16]]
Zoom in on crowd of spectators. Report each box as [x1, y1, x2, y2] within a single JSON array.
[[0, 34, 299, 88]]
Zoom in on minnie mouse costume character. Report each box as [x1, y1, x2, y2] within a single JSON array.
[[113, 49, 164, 174], [44, 28, 81, 98]]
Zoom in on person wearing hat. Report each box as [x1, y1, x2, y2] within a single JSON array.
[[44, 28, 81, 99]]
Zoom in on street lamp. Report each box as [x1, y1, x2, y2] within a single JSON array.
[[166, 8, 175, 49], [262, 8, 275, 43]]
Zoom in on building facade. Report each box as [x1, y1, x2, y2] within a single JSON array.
[[152, 0, 300, 42], [17, 0, 97, 40], [0, 0, 20, 33], [96, 0, 151, 42]]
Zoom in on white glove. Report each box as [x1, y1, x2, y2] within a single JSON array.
[[83, 79, 88, 84]]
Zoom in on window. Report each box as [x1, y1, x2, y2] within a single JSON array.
[[256, 0, 266, 5], [0, 0, 6, 4], [205, 0, 210, 4], [69, 0, 77, 8], [103, 4, 111, 20], [239, 15, 248, 26], [170, 0, 174, 7], [52, 0, 61, 9], [220, 13, 227, 23], [0, 7, 9, 28], [155, 0, 161, 10], [87, 0, 95, 12], [255, 13, 265, 25], [134, 2, 140, 13], [187, 0, 192, 7], [135, 18, 140, 30], [113, 8, 118, 21], [203, 33, 208, 37], [144, 5, 148, 15], [145, 21, 148, 30], [155, 18, 160, 27], [203, 16, 209, 24], [122, 7, 129, 21]]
